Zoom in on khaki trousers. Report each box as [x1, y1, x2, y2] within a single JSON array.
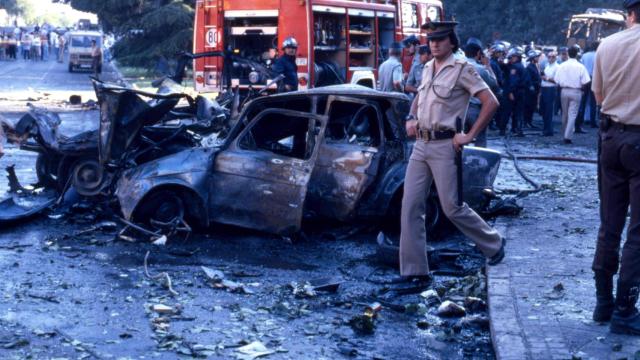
[[561, 88, 582, 140], [399, 140, 502, 275]]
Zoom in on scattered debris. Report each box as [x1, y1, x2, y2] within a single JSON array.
[[152, 235, 168, 246], [612, 343, 622, 352], [437, 301, 466, 318], [416, 320, 430, 329], [349, 314, 376, 335], [202, 266, 254, 294], [1, 338, 29, 349], [545, 282, 565, 300], [236, 341, 275, 360], [290, 281, 317, 298], [144, 251, 179, 296], [152, 304, 175, 314], [421, 289, 442, 306], [464, 297, 487, 313]]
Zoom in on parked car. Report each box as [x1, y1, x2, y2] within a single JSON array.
[[116, 85, 501, 236]]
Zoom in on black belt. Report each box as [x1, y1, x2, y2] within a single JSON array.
[[417, 128, 456, 142], [562, 87, 582, 90], [610, 120, 640, 133]]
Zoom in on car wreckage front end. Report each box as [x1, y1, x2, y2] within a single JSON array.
[[116, 148, 216, 227]]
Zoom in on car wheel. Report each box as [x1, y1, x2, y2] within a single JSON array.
[[384, 191, 442, 237], [134, 190, 186, 231], [56, 155, 78, 191], [36, 153, 59, 189]]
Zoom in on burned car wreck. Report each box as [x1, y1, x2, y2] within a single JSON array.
[[117, 85, 501, 236], [0, 79, 227, 223]]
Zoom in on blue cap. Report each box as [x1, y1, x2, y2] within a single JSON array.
[[402, 35, 420, 47], [466, 37, 483, 48], [389, 42, 403, 51], [417, 45, 431, 55]]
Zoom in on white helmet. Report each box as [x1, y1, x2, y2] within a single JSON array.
[[282, 37, 298, 49]]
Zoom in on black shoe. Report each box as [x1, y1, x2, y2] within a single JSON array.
[[590, 123, 599, 128], [488, 238, 506, 266], [563, 139, 573, 144], [499, 130, 506, 136], [594, 272, 615, 322], [610, 309, 640, 335], [514, 132, 525, 138], [575, 128, 586, 134], [542, 133, 553, 137], [594, 300, 615, 322]]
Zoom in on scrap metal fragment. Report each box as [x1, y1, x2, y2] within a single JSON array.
[[144, 251, 179, 296]]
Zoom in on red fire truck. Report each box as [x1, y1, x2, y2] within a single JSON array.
[[193, 0, 444, 93]]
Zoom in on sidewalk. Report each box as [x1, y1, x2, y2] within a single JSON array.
[[486, 131, 640, 360]]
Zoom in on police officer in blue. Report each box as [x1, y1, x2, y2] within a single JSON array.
[[489, 43, 506, 131], [524, 49, 542, 128], [402, 34, 422, 71], [272, 37, 299, 92], [501, 47, 526, 137]]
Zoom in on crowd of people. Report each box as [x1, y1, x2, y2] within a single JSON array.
[[0, 25, 67, 63], [378, 35, 600, 146]]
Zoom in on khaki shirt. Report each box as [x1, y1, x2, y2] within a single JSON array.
[[417, 53, 488, 131], [592, 24, 640, 124]]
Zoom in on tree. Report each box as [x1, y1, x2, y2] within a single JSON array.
[[0, 0, 20, 15], [447, 0, 624, 45], [64, 0, 194, 67]]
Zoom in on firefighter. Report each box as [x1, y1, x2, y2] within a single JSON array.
[[398, 21, 505, 285], [591, 0, 640, 334], [272, 37, 299, 92]]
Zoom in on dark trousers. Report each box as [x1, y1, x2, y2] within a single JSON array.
[[524, 88, 539, 126], [593, 127, 640, 290], [554, 86, 562, 115], [500, 90, 525, 133], [540, 86, 556, 135], [577, 83, 598, 127]]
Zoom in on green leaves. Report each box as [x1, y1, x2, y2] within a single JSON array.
[[447, 0, 622, 45]]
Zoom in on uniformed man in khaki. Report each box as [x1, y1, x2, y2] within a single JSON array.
[[590, 0, 640, 334], [398, 21, 505, 284]]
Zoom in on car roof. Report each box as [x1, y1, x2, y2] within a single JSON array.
[[269, 85, 410, 102]]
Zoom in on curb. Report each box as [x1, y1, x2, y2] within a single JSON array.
[[487, 217, 530, 360]]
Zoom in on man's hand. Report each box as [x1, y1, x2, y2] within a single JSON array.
[[453, 133, 473, 152], [405, 119, 418, 138], [508, 93, 515, 101]]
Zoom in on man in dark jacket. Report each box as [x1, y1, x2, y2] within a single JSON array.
[[500, 47, 526, 137], [524, 49, 542, 128], [272, 37, 299, 92]]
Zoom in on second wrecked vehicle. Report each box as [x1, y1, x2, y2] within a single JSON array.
[[117, 85, 501, 236]]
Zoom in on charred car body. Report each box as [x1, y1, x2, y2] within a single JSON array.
[[0, 79, 227, 223], [117, 85, 501, 236]]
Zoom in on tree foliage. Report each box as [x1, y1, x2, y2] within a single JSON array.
[[447, 0, 624, 45], [66, 0, 194, 67], [0, 0, 20, 15]]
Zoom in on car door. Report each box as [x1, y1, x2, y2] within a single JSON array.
[[306, 96, 385, 220], [208, 108, 327, 235]]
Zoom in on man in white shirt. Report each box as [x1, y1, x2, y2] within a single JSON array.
[[540, 51, 559, 136], [577, 42, 599, 129], [553, 45, 591, 144]]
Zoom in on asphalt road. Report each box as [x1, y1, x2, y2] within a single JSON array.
[[0, 58, 494, 359]]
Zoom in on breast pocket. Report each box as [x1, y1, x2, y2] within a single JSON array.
[[430, 81, 455, 99]]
